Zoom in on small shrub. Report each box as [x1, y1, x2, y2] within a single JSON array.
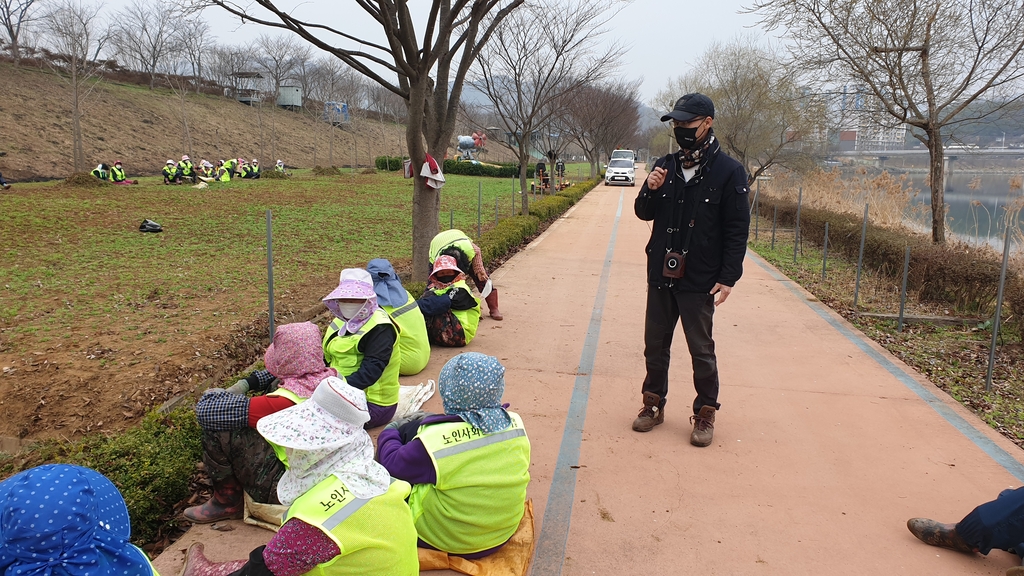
[[360, 168, 377, 175], [312, 165, 342, 176], [375, 156, 407, 171], [62, 172, 109, 188]]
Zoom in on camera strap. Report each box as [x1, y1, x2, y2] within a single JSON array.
[[681, 202, 698, 257]]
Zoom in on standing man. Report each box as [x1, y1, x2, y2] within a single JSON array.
[[632, 93, 750, 447]]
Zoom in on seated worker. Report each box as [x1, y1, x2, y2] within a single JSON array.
[[91, 162, 110, 180], [198, 159, 214, 179], [378, 352, 531, 559], [184, 322, 336, 523], [321, 268, 401, 428], [368, 258, 430, 376], [249, 158, 261, 178], [429, 228, 502, 320], [0, 464, 159, 575], [275, 159, 287, 174], [162, 159, 182, 184], [178, 154, 196, 183], [178, 378, 419, 576], [908, 487, 1024, 575], [421, 255, 481, 347], [215, 159, 232, 182], [0, 171, 10, 190], [109, 160, 137, 185]]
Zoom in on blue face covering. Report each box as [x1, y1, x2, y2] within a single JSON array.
[[367, 258, 409, 308]]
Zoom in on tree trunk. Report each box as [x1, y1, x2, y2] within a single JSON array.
[[412, 175, 440, 281], [518, 144, 529, 216], [925, 128, 946, 243], [71, 67, 85, 173]]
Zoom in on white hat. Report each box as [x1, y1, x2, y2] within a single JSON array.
[[257, 376, 370, 450], [166, 160, 175, 165]]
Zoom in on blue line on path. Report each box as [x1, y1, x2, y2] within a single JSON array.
[[531, 191, 624, 575], [748, 251, 1024, 482]]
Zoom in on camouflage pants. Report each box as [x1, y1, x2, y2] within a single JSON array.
[[202, 428, 284, 505]]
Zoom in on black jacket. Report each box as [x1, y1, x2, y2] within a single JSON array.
[[635, 139, 750, 292]]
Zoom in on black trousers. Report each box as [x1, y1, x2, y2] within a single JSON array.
[[642, 286, 720, 414]]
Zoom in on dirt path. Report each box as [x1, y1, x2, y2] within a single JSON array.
[[156, 170, 1024, 575]]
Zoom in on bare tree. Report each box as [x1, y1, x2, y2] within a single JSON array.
[[175, 19, 213, 91], [253, 33, 308, 97], [0, 0, 39, 64], [109, 0, 177, 89], [749, 0, 1024, 243], [559, 79, 641, 178], [654, 35, 826, 183], [207, 44, 252, 90], [43, 0, 107, 173], [470, 0, 624, 214], [192, 0, 525, 280]]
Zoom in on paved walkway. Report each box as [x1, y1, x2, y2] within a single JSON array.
[[155, 172, 1024, 575]]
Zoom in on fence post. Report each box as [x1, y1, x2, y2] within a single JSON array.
[[853, 204, 869, 314], [771, 206, 777, 250], [495, 197, 499, 225], [822, 222, 829, 280], [794, 187, 803, 263], [477, 181, 482, 238], [753, 178, 760, 241], [986, 224, 1013, 392], [266, 209, 275, 341], [898, 246, 911, 332]]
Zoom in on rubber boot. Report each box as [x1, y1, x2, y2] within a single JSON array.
[[178, 543, 248, 576], [484, 289, 503, 321], [183, 477, 243, 524]]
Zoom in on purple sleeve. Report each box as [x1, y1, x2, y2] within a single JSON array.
[[263, 518, 340, 576], [377, 428, 437, 485]]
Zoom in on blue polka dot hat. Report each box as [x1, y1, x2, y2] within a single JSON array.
[[439, 352, 513, 434], [0, 464, 151, 575]]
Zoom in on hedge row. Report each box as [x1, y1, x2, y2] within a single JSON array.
[[757, 197, 1024, 336], [375, 156, 407, 171], [443, 160, 536, 178], [1, 407, 202, 545]]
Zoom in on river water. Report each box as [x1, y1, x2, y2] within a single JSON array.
[[897, 172, 1023, 248]]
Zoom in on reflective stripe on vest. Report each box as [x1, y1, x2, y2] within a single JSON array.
[[263, 388, 305, 466], [408, 412, 530, 554], [111, 167, 125, 181], [382, 293, 430, 376], [284, 477, 419, 576], [322, 308, 400, 406], [428, 229, 475, 264], [179, 161, 193, 175]]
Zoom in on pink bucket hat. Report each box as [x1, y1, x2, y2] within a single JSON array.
[[264, 322, 337, 398]]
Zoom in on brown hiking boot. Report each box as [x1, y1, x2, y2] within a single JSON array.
[[689, 406, 716, 447], [906, 518, 976, 553], [631, 392, 664, 432]]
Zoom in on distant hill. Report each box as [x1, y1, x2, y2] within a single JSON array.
[[0, 63, 409, 181]]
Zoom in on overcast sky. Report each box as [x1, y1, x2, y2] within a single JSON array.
[[105, 0, 765, 107]]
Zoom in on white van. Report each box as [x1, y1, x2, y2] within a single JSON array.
[[610, 149, 636, 166]]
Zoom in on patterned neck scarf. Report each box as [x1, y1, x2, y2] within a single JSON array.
[[679, 130, 717, 169]]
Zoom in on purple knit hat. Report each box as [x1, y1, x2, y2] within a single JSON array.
[[323, 269, 379, 333]]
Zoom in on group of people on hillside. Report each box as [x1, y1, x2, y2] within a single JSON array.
[[89, 155, 288, 185], [0, 229, 525, 576]]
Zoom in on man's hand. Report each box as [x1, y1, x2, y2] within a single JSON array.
[[710, 283, 732, 306], [646, 167, 667, 190]]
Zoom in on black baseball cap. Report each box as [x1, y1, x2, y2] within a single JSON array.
[[661, 93, 715, 123]]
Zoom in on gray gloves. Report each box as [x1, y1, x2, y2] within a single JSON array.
[[224, 379, 250, 395], [384, 410, 432, 430]]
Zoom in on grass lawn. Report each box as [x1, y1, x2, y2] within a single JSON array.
[[0, 170, 530, 440]]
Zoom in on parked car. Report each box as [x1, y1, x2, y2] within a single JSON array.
[[604, 158, 635, 186]]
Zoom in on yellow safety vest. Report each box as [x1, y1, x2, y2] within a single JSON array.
[[433, 280, 480, 344], [322, 308, 400, 407], [179, 160, 194, 176], [264, 388, 305, 467], [428, 229, 475, 264], [408, 412, 530, 554], [285, 477, 419, 576], [110, 166, 126, 182], [382, 293, 429, 376]]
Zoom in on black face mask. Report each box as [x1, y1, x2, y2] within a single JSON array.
[[674, 125, 700, 150]]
